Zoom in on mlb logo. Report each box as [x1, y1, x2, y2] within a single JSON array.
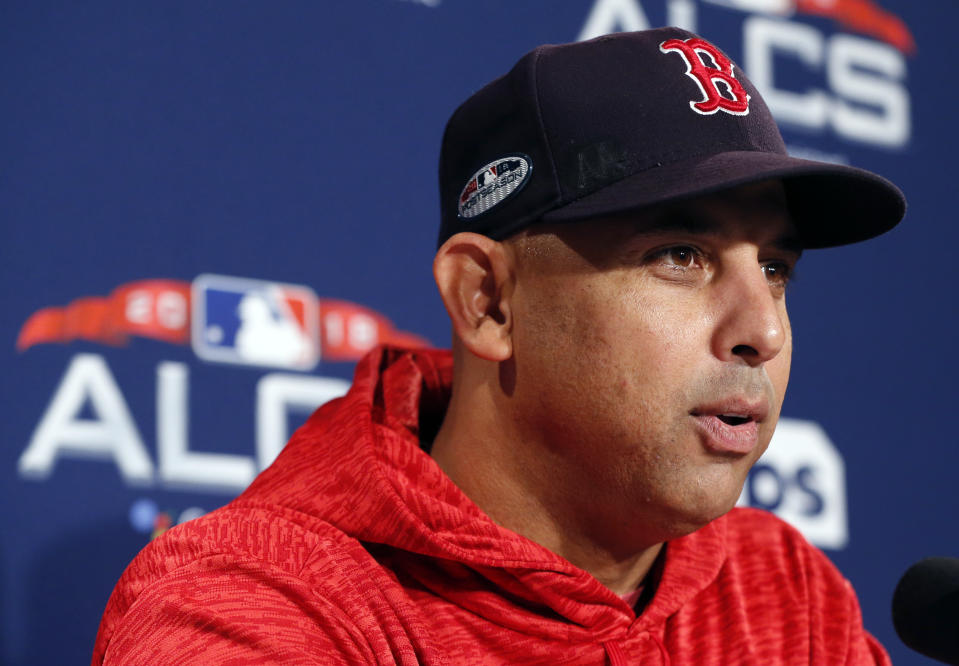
[[476, 166, 498, 188], [191, 274, 320, 370]]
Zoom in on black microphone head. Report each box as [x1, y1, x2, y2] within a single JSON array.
[[892, 556, 959, 665]]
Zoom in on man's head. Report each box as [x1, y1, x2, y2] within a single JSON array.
[[431, 28, 904, 551], [435, 179, 798, 548]]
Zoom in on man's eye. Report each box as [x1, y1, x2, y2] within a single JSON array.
[[654, 246, 700, 268], [762, 261, 794, 287]]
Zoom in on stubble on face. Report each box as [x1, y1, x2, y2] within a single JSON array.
[[500, 183, 795, 549]]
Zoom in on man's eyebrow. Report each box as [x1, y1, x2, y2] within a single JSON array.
[[631, 209, 804, 256], [773, 234, 804, 257], [633, 209, 714, 235]]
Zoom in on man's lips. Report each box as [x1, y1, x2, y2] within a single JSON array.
[[690, 399, 768, 455]]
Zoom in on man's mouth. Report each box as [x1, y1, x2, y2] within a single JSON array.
[[691, 397, 768, 425], [690, 399, 769, 454], [716, 414, 752, 426]]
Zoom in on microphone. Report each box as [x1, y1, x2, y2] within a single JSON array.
[[892, 557, 959, 665]]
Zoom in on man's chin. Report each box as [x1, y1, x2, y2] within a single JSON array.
[[660, 491, 744, 539]]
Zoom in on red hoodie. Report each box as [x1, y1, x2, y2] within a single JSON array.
[[93, 347, 889, 665]]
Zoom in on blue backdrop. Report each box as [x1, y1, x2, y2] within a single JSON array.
[[3, 1, 956, 663]]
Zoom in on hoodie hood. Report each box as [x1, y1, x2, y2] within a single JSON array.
[[240, 346, 729, 641]]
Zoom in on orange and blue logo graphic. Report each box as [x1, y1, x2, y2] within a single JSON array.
[[129, 498, 206, 540], [191, 275, 320, 370], [793, 0, 915, 55], [16, 274, 429, 368]]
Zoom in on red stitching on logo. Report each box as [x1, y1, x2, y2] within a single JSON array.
[[660, 38, 750, 116]]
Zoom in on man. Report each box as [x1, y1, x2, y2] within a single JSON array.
[[93, 27, 904, 664]]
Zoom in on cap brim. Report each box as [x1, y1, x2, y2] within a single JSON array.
[[541, 150, 906, 249]]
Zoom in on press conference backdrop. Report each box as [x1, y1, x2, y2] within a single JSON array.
[[2, 1, 956, 663]]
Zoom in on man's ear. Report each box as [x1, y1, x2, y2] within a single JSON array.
[[433, 232, 514, 362]]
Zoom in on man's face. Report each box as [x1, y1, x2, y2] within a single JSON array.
[[504, 180, 800, 550]]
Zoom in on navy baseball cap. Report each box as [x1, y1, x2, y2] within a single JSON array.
[[438, 27, 906, 249]]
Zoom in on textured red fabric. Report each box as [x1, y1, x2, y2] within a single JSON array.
[[93, 346, 890, 665]]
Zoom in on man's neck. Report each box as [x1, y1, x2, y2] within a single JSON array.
[[430, 380, 665, 596]]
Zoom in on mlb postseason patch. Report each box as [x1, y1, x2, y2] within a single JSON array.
[[191, 274, 320, 370], [458, 154, 531, 219]]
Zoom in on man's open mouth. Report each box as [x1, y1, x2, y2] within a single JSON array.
[[716, 415, 752, 426]]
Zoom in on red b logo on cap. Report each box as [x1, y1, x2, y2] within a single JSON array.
[[660, 38, 750, 116]]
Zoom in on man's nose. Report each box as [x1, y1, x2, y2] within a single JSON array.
[[711, 256, 787, 367]]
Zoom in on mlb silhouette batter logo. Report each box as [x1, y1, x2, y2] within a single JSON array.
[[191, 274, 320, 370], [659, 37, 751, 116]]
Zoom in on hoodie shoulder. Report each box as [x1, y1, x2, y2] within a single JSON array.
[[709, 508, 889, 665], [720, 507, 851, 611], [93, 502, 434, 665]]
